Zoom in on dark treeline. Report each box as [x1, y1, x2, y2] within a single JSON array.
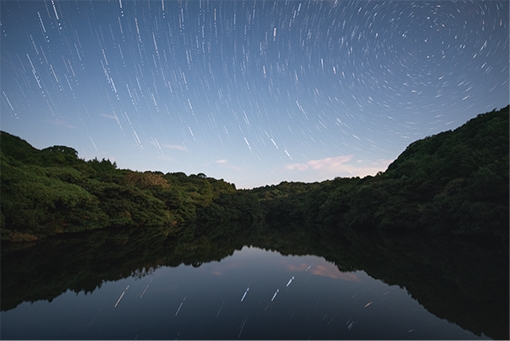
[[1, 105, 508, 242], [252, 105, 509, 241]]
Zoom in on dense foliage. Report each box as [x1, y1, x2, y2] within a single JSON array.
[[252, 106, 509, 241], [1, 106, 508, 241], [0, 133, 263, 242]]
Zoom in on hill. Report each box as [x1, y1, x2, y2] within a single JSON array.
[[1, 105, 508, 241], [0, 132, 263, 242], [251, 105, 509, 240]]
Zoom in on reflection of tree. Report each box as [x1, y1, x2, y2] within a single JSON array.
[[316, 228, 509, 341], [2, 221, 507, 340], [1, 220, 258, 311]]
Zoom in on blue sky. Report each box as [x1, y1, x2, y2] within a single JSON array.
[[1, 0, 508, 188]]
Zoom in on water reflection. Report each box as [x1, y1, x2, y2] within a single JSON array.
[[1, 221, 508, 339]]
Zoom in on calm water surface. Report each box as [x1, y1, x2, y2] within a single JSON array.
[[1, 222, 507, 339], [0, 246, 489, 340]]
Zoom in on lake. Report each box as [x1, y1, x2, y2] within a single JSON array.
[[1, 221, 508, 339]]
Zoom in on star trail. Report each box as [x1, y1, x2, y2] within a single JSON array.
[[1, 0, 508, 188]]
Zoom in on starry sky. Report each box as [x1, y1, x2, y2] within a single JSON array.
[[1, 0, 508, 189]]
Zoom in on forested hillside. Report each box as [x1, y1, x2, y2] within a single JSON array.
[[1, 106, 508, 242], [0, 133, 263, 242], [252, 106, 509, 240]]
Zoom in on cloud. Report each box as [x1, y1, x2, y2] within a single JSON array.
[[309, 265, 361, 281], [157, 155, 175, 162], [162, 144, 187, 151], [285, 155, 353, 171], [47, 118, 76, 130], [284, 155, 393, 179], [215, 159, 243, 171], [100, 113, 117, 120], [99, 113, 123, 131]]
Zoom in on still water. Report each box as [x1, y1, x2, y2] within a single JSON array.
[[0, 247, 484, 339], [1, 222, 508, 339]]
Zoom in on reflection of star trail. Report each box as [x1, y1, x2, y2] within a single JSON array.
[[216, 301, 225, 317], [138, 279, 153, 299], [114, 285, 129, 307], [175, 297, 186, 316], [347, 319, 355, 330], [240, 287, 249, 302], [271, 289, 279, 301], [238, 314, 249, 338]]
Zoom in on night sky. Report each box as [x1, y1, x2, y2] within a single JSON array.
[[1, 1, 508, 188]]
